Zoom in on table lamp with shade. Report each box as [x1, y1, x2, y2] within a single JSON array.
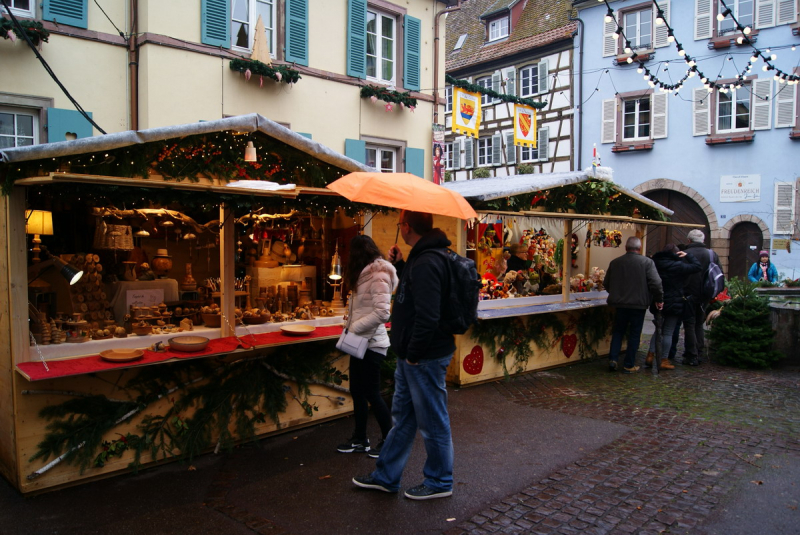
[[25, 210, 53, 264]]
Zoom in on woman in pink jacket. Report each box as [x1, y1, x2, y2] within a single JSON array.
[[336, 235, 398, 458]]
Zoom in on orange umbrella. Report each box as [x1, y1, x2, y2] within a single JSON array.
[[326, 172, 477, 220]]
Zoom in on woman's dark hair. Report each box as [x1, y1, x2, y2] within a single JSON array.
[[346, 235, 383, 290], [662, 243, 679, 254], [434, 144, 443, 157]]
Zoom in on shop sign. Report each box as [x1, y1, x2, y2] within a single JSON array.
[[127, 289, 165, 310], [720, 175, 760, 202]]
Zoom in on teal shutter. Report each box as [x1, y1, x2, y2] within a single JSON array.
[[405, 147, 424, 178], [347, 0, 367, 79], [403, 15, 421, 91], [345, 138, 366, 163], [297, 132, 313, 139], [202, 0, 230, 48], [47, 108, 93, 142], [285, 0, 309, 66], [42, 0, 88, 29]]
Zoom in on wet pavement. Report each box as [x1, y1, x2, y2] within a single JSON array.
[[2, 330, 799, 534]]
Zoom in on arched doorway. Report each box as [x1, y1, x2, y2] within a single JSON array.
[[729, 222, 763, 280], [642, 189, 711, 256]]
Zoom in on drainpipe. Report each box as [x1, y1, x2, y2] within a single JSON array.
[[569, 13, 583, 171], [128, 0, 139, 130], [433, 0, 462, 124]]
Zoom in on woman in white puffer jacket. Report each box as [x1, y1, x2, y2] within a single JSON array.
[[336, 235, 398, 458]]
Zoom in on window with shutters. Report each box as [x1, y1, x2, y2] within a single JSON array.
[[476, 77, 492, 106], [365, 145, 397, 172], [717, 86, 750, 132], [520, 127, 549, 162], [444, 142, 454, 170], [774, 181, 795, 235], [0, 107, 38, 148], [693, 77, 773, 143], [696, 0, 794, 46], [604, 1, 669, 59], [788, 69, 800, 138], [366, 7, 396, 84], [624, 8, 652, 50], [232, 0, 276, 53], [477, 137, 493, 167], [520, 61, 548, 97], [602, 91, 667, 150], [488, 16, 509, 41], [445, 85, 453, 114], [2, 0, 33, 17]]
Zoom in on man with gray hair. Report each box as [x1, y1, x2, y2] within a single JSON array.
[[604, 237, 664, 373], [681, 229, 721, 366]]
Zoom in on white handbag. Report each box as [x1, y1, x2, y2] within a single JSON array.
[[336, 298, 370, 359]]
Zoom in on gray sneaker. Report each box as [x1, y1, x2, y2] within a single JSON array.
[[404, 484, 452, 500]]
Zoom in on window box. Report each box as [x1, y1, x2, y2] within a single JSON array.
[[611, 142, 654, 152], [0, 18, 50, 46], [614, 51, 653, 66], [705, 133, 755, 145], [708, 30, 758, 49]]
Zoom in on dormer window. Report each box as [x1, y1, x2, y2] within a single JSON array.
[[488, 16, 509, 41]]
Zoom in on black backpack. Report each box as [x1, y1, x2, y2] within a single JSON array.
[[701, 250, 725, 301], [419, 248, 481, 335]]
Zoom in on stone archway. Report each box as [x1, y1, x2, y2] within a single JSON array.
[[633, 179, 725, 269], [721, 215, 771, 280]]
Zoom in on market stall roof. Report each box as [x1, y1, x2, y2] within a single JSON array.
[[0, 113, 374, 174], [442, 167, 674, 216]]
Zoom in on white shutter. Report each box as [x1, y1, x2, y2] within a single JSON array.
[[775, 83, 797, 128], [774, 181, 795, 234], [652, 92, 668, 139], [692, 87, 710, 136], [756, 0, 777, 28], [503, 67, 516, 96], [505, 131, 516, 164], [752, 78, 773, 130], [777, 0, 797, 24], [537, 127, 549, 162], [603, 17, 617, 57], [454, 138, 463, 169], [464, 137, 474, 169], [695, 0, 713, 40], [491, 71, 502, 103], [654, 0, 670, 48], [491, 132, 503, 165], [537, 60, 549, 95], [601, 98, 617, 143]]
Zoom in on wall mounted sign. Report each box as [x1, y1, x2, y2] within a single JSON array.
[[720, 174, 760, 202]]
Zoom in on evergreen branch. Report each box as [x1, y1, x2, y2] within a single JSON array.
[[261, 361, 350, 393], [446, 74, 547, 109], [360, 85, 417, 108], [22, 390, 129, 403], [229, 58, 302, 84]]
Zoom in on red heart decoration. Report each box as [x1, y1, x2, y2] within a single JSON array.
[[561, 334, 577, 358], [463, 345, 484, 375]]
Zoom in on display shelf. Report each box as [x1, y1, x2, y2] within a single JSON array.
[[477, 298, 608, 320]]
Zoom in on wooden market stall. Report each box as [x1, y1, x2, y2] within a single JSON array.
[[435, 170, 701, 387], [0, 115, 376, 493]]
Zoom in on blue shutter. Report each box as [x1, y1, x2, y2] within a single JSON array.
[[47, 108, 93, 142], [285, 0, 309, 66], [347, 0, 367, 79], [42, 0, 88, 29], [403, 15, 421, 91], [405, 147, 424, 178], [345, 138, 366, 163], [202, 0, 230, 48], [297, 133, 313, 139]]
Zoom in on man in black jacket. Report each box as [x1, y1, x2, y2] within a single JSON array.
[[681, 229, 721, 366], [353, 210, 455, 501]]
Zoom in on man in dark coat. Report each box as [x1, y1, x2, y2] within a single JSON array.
[[353, 210, 455, 501], [646, 244, 702, 370], [604, 237, 663, 373], [681, 229, 721, 366]]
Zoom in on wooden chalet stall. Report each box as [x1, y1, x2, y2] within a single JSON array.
[[436, 170, 694, 386], [0, 115, 376, 493]]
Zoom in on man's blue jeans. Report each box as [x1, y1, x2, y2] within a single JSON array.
[[609, 308, 646, 369], [370, 354, 454, 493]]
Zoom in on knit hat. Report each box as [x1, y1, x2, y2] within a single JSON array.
[[759, 250, 769, 257]]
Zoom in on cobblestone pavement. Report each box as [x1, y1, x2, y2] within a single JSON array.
[[444, 346, 800, 535]]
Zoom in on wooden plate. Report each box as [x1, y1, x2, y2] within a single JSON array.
[[280, 324, 316, 336], [100, 349, 144, 362], [168, 336, 210, 352]]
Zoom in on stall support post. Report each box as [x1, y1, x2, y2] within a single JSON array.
[[219, 204, 236, 337], [585, 223, 592, 275], [562, 219, 572, 303]]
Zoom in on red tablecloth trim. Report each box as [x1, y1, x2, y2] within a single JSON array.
[[17, 324, 351, 382]]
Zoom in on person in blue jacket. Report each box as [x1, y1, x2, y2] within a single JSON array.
[[748, 250, 779, 283]]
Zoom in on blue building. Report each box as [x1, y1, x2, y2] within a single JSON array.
[[573, 0, 799, 280]]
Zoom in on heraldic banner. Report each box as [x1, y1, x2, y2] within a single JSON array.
[[514, 104, 537, 148], [452, 87, 481, 138]]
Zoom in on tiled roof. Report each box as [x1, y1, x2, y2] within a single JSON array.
[[446, 0, 577, 72], [481, 0, 517, 19]]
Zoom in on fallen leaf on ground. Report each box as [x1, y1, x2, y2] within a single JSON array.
[[702, 470, 720, 476], [754, 454, 763, 459], [447, 518, 456, 522], [188, 465, 196, 471], [750, 480, 764, 485], [318, 474, 331, 480]]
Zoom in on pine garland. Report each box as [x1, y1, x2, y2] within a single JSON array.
[[360, 85, 418, 109], [229, 58, 302, 84], [28, 344, 349, 477], [446, 74, 546, 109], [0, 19, 50, 46]]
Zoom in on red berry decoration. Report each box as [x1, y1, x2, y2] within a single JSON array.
[[463, 345, 484, 375], [561, 334, 577, 358]]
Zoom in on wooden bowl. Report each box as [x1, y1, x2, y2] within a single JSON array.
[[243, 314, 270, 325], [132, 324, 152, 336], [280, 324, 316, 336], [201, 313, 222, 328], [168, 335, 210, 352]]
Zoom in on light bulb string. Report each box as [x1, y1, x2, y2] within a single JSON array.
[[600, 0, 799, 95]]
